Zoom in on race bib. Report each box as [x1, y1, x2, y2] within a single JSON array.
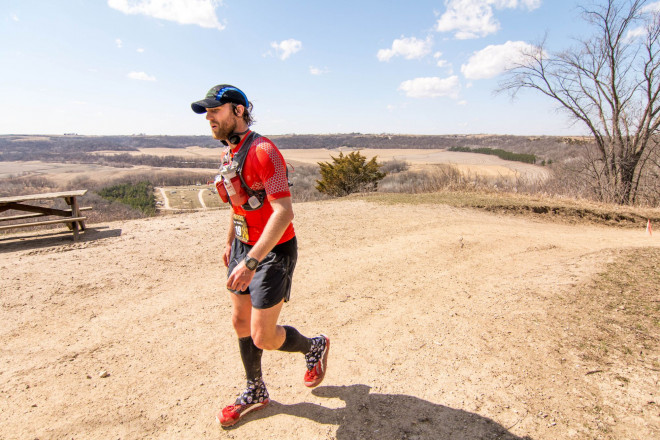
[[233, 214, 249, 244]]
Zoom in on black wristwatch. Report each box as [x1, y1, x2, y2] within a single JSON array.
[[244, 256, 259, 271]]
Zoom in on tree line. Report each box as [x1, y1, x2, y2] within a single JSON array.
[[448, 146, 537, 164], [0, 133, 583, 163]]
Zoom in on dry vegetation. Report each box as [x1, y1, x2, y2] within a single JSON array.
[[365, 190, 660, 228], [0, 170, 215, 227], [0, 133, 583, 162], [1, 132, 657, 235], [557, 247, 660, 372], [1, 160, 657, 233], [547, 246, 660, 438], [156, 186, 223, 211]]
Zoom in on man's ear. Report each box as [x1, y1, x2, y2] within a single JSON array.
[[233, 105, 244, 117]]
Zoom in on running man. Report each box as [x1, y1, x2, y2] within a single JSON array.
[[191, 84, 329, 427]]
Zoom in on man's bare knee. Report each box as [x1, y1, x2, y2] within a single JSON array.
[[229, 292, 252, 336], [231, 314, 250, 336], [252, 331, 281, 350]]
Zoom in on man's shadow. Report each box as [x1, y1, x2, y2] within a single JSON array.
[[234, 384, 532, 439]]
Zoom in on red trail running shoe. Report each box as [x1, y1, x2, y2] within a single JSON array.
[[304, 335, 330, 388], [216, 400, 269, 427]]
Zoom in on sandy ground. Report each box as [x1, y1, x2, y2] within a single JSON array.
[[1, 199, 658, 439]]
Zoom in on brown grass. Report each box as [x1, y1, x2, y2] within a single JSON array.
[[546, 247, 660, 439], [359, 190, 660, 229], [558, 247, 660, 370]]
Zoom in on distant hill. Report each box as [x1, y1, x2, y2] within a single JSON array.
[[0, 133, 587, 163], [270, 133, 586, 161]]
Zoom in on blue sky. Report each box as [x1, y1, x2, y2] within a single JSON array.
[[1, 1, 599, 136]]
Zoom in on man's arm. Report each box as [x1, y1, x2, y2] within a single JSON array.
[[226, 197, 293, 291], [247, 196, 293, 261], [223, 209, 236, 267]]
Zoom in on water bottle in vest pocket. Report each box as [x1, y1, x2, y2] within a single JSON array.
[[220, 163, 248, 206], [214, 174, 229, 203]]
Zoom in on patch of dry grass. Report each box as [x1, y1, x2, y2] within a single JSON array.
[[359, 190, 660, 229], [563, 247, 660, 370], [163, 187, 203, 210]]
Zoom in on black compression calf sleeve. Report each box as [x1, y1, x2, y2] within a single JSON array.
[[277, 325, 312, 354], [238, 336, 263, 381]]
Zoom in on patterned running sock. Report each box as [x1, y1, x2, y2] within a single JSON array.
[[235, 377, 269, 405], [277, 325, 312, 354], [304, 336, 327, 371]]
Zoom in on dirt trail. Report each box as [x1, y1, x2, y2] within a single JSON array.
[[198, 189, 207, 209], [158, 187, 171, 209], [0, 199, 657, 439]]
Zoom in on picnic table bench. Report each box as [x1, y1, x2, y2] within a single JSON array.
[[0, 190, 91, 241]]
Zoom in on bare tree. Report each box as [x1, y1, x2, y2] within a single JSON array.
[[500, 0, 660, 205]]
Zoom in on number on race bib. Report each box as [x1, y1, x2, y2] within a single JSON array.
[[232, 214, 249, 244]]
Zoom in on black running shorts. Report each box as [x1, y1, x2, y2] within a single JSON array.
[[227, 236, 298, 309]]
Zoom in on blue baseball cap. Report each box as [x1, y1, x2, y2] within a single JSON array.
[[191, 84, 249, 114]]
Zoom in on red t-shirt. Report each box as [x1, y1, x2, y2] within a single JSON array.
[[227, 132, 295, 245]]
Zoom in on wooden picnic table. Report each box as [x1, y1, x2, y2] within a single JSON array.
[[0, 190, 90, 241]]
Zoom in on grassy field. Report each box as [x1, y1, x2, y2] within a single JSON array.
[[155, 185, 224, 210]]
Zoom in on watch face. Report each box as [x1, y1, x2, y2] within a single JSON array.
[[245, 257, 258, 270]]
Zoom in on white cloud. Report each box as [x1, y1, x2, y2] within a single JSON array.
[[398, 76, 460, 99], [270, 39, 302, 60], [433, 51, 451, 68], [461, 40, 535, 79], [624, 2, 660, 40], [309, 66, 328, 75], [108, 0, 225, 30], [643, 1, 660, 13], [115, 38, 123, 48], [436, 0, 541, 39], [625, 26, 648, 41], [137, 48, 145, 53], [127, 71, 156, 81], [377, 36, 433, 61], [493, 0, 540, 8], [436, 1, 497, 39], [11, 13, 19, 22]]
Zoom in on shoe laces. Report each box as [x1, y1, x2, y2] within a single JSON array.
[[224, 404, 241, 414]]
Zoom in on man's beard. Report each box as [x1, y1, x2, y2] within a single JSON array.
[[212, 118, 237, 141]]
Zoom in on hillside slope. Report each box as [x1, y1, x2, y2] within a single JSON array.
[[0, 199, 658, 439]]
